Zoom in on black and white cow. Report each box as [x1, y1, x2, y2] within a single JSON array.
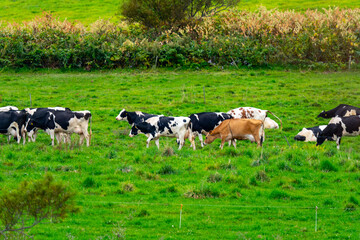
[[129, 116, 190, 150], [316, 116, 360, 149], [0, 110, 27, 144], [25, 108, 92, 146], [0, 106, 19, 111], [187, 112, 233, 150], [318, 104, 360, 118], [294, 125, 327, 142], [116, 109, 162, 125], [25, 107, 72, 142]]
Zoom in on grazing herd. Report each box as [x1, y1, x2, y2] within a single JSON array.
[[0, 106, 92, 146], [294, 104, 360, 149], [116, 107, 280, 150], [1, 104, 359, 150]]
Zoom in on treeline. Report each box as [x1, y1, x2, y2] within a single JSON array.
[[0, 8, 359, 70]]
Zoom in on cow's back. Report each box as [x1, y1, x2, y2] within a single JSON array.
[[227, 107, 266, 121]]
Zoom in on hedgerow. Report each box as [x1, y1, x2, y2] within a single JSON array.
[[0, 8, 359, 69]]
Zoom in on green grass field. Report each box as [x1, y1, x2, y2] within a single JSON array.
[[1, 0, 359, 24], [0, 69, 359, 239]]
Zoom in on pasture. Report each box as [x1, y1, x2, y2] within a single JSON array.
[[0, 69, 359, 239], [1, 0, 359, 24]]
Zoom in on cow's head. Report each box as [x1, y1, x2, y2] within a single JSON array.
[[294, 128, 315, 142], [116, 109, 127, 121], [129, 125, 140, 137], [316, 135, 327, 146], [317, 111, 328, 118], [204, 131, 217, 145], [26, 112, 55, 139]]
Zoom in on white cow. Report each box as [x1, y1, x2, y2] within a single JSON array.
[[227, 107, 282, 129]]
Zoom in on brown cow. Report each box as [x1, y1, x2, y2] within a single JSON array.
[[204, 119, 264, 149]]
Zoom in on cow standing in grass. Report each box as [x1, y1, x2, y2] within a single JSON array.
[[129, 116, 190, 150], [187, 112, 233, 150], [25, 108, 92, 146], [0, 110, 27, 144], [316, 116, 360, 149], [204, 119, 264, 149]]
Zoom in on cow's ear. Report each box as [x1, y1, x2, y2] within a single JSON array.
[[209, 130, 213, 135]]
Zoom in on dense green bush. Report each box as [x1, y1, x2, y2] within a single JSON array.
[[1, 8, 360, 69]]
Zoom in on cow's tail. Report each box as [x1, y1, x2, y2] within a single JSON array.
[[267, 110, 283, 130], [89, 115, 92, 145], [260, 121, 265, 147]]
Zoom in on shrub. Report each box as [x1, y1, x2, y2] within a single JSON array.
[[1, 8, 359, 70], [0, 174, 78, 238]]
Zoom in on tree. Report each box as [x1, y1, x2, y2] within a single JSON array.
[[120, 0, 240, 29], [0, 174, 79, 239]]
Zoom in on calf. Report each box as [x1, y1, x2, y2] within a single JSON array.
[[0, 110, 27, 144], [204, 119, 264, 149], [227, 107, 282, 129], [129, 116, 190, 150], [25, 108, 92, 146], [318, 104, 360, 118], [294, 125, 327, 142], [316, 116, 360, 149], [187, 112, 233, 150]]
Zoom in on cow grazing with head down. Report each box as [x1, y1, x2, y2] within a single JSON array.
[[187, 112, 233, 150], [294, 125, 327, 142], [25, 108, 92, 146], [204, 119, 264, 149], [227, 107, 282, 129], [129, 116, 190, 150], [318, 104, 360, 118], [0, 110, 27, 144], [316, 116, 360, 149]]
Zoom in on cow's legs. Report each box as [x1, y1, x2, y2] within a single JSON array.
[[199, 134, 204, 148], [154, 138, 160, 149], [79, 134, 85, 145], [178, 134, 186, 150], [220, 137, 226, 150], [49, 130, 55, 146], [146, 136, 153, 148], [55, 133, 62, 145], [188, 131, 196, 150], [232, 139, 236, 148], [336, 137, 341, 150]]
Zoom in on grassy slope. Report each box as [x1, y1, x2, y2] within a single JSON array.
[[1, 0, 360, 24], [0, 69, 359, 239]]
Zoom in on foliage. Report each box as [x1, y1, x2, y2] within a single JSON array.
[[0, 0, 360, 24], [0, 174, 78, 239], [120, 0, 240, 29], [1, 8, 360, 70]]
